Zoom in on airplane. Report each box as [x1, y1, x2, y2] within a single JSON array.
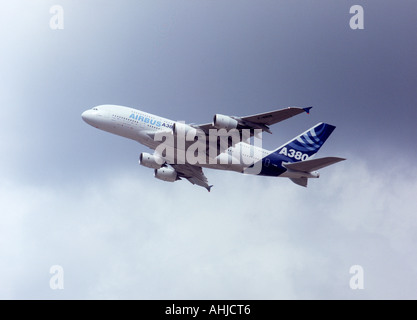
[[81, 105, 345, 191]]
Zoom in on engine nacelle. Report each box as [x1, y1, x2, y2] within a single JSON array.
[[139, 152, 164, 169], [213, 114, 239, 130], [154, 167, 178, 182], [173, 122, 197, 137]]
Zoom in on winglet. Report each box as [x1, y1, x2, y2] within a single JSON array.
[[206, 185, 213, 192], [303, 106, 313, 114]]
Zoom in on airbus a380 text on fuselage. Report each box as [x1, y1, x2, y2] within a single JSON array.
[[81, 105, 345, 191]]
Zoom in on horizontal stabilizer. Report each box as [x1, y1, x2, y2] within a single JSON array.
[[290, 177, 308, 187], [284, 157, 346, 172]]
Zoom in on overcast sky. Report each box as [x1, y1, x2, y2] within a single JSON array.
[[1, 0, 416, 299]]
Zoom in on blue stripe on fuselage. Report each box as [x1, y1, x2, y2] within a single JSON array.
[[256, 152, 287, 177]]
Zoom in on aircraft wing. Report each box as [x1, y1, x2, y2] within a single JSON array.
[[284, 157, 346, 172], [197, 106, 312, 135], [147, 107, 312, 162], [238, 106, 312, 129], [171, 164, 213, 192]]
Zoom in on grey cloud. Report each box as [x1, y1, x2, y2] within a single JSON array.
[[1, 161, 416, 299]]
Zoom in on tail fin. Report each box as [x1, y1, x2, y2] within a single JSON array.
[[273, 123, 336, 163]]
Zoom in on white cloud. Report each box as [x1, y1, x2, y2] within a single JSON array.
[[1, 159, 416, 299]]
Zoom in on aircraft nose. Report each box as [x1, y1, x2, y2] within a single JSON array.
[[81, 110, 93, 123]]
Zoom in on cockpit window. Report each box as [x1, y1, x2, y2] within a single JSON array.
[[93, 107, 98, 111]]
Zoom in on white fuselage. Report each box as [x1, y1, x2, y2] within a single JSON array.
[[81, 105, 270, 173]]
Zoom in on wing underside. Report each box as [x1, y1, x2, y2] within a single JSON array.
[[171, 163, 213, 192], [242, 106, 312, 126], [284, 157, 346, 172]]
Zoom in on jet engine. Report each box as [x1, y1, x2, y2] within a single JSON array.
[[154, 166, 178, 182], [212, 114, 239, 130], [173, 122, 197, 137], [139, 152, 164, 169]]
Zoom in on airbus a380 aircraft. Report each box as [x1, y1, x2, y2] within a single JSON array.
[[81, 105, 345, 191]]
